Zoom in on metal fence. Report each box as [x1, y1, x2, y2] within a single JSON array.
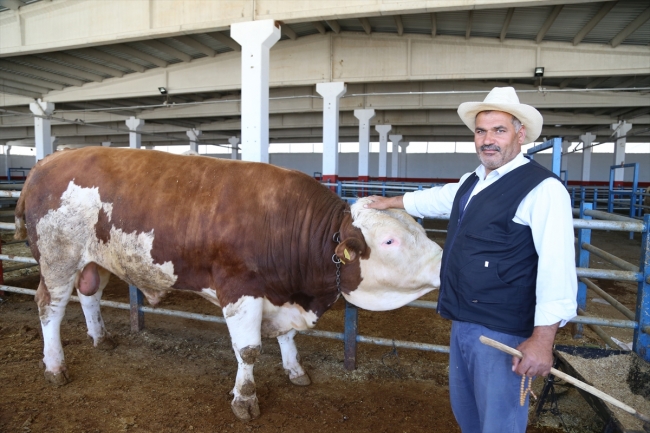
[[0, 185, 649, 366]]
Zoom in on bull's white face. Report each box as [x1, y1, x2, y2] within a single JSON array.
[[342, 197, 442, 311]]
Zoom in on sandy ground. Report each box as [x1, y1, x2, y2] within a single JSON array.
[[0, 221, 646, 433]]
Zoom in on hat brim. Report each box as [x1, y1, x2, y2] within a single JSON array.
[[457, 102, 543, 145]]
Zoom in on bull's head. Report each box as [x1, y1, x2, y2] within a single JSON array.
[[338, 197, 442, 311]]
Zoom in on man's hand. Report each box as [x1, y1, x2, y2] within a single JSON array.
[[363, 195, 405, 210], [512, 322, 559, 377]]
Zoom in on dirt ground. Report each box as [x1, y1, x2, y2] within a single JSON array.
[[0, 221, 645, 433]]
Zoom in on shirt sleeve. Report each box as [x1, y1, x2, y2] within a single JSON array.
[[517, 178, 578, 327], [403, 173, 472, 218]]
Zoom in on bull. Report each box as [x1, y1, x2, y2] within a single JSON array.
[[14, 147, 442, 420]]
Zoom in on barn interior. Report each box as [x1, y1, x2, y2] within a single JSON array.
[[0, 1, 649, 432]]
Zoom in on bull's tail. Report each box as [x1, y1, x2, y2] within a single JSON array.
[[14, 191, 27, 240]]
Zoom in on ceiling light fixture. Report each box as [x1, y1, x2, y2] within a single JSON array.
[[158, 87, 168, 95], [534, 67, 544, 78]]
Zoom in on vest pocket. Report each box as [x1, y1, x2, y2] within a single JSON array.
[[455, 258, 531, 329]]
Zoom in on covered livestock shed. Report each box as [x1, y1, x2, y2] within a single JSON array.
[[1, 1, 649, 432]]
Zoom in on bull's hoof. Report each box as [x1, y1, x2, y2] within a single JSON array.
[[231, 396, 260, 421], [91, 335, 117, 350], [44, 369, 69, 386], [289, 373, 311, 386]]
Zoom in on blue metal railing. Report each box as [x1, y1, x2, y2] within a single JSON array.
[[1, 184, 649, 365]]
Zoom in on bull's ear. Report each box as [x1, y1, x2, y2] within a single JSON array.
[[335, 237, 365, 264]]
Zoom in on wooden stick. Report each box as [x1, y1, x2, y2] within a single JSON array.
[[479, 335, 650, 424]]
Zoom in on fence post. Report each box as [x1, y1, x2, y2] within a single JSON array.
[[570, 187, 575, 208], [129, 285, 145, 332], [575, 202, 593, 338], [633, 214, 650, 361], [344, 301, 358, 370]]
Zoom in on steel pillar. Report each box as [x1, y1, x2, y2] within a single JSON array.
[[575, 202, 593, 339], [344, 301, 358, 370], [129, 284, 144, 332], [634, 214, 650, 361]]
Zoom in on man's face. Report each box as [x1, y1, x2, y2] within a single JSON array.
[[474, 111, 526, 174]]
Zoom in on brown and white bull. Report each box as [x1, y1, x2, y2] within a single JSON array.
[[15, 147, 442, 421]]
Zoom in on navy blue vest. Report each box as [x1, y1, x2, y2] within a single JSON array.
[[438, 159, 559, 337]]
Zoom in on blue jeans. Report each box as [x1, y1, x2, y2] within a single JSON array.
[[449, 321, 530, 433]]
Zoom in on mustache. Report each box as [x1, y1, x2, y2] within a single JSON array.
[[480, 144, 501, 152]]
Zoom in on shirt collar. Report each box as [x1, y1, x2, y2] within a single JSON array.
[[475, 152, 528, 180]]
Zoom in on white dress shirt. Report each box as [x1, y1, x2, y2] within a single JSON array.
[[403, 152, 577, 328]]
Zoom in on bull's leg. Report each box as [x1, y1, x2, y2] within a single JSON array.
[[36, 277, 74, 386], [77, 265, 115, 350], [277, 329, 311, 386], [223, 296, 264, 421]]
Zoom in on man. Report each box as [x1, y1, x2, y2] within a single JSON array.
[[366, 87, 577, 433]]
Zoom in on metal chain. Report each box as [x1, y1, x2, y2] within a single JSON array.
[[332, 253, 342, 294], [332, 231, 342, 294]]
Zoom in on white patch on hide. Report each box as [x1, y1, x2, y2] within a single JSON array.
[[199, 288, 221, 307], [223, 296, 263, 353], [35, 181, 177, 292], [101, 202, 113, 221], [223, 295, 318, 339], [260, 299, 318, 338]]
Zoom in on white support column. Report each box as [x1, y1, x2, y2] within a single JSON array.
[[101, 141, 112, 147], [316, 82, 346, 184], [126, 117, 144, 149], [354, 109, 375, 181], [231, 20, 281, 163], [29, 99, 55, 161], [51, 136, 59, 153], [187, 128, 202, 154], [579, 132, 596, 183], [389, 134, 402, 179], [229, 136, 240, 160], [399, 141, 409, 178], [375, 125, 391, 180], [611, 121, 633, 183]]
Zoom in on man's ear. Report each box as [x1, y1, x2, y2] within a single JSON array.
[[517, 125, 527, 145], [335, 238, 365, 264]]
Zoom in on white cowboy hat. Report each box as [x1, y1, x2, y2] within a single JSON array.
[[457, 87, 543, 144]]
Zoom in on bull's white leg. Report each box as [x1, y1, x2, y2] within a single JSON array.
[[77, 267, 115, 350], [223, 295, 264, 421], [277, 329, 311, 386], [36, 278, 74, 386]]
